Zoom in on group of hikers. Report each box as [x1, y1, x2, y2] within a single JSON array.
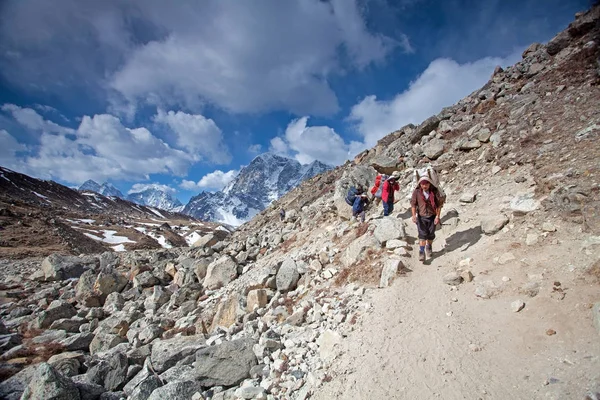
[[346, 167, 445, 262]]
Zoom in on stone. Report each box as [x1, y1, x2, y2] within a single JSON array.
[[521, 282, 540, 298], [247, 289, 269, 312], [35, 300, 77, 329], [422, 138, 446, 160], [511, 300, 525, 313], [85, 352, 128, 391], [103, 292, 125, 315], [235, 386, 266, 399], [379, 259, 403, 288], [195, 338, 258, 387], [542, 222, 557, 232], [89, 333, 127, 356], [192, 233, 219, 248], [49, 318, 85, 333], [546, 30, 570, 56], [373, 217, 406, 243], [497, 253, 516, 265], [48, 352, 84, 378], [342, 234, 380, 267], [147, 381, 204, 400], [526, 234, 539, 246], [128, 376, 162, 400], [475, 281, 498, 299], [133, 271, 159, 288], [75, 270, 101, 307], [276, 258, 300, 292], [193, 259, 211, 281], [211, 294, 243, 331], [20, 363, 80, 400], [94, 269, 128, 300], [459, 192, 476, 203], [317, 330, 341, 361], [459, 139, 482, 150], [144, 286, 171, 312], [203, 256, 238, 290], [74, 381, 106, 400], [443, 272, 463, 286], [510, 194, 540, 214], [42, 254, 92, 281], [60, 332, 95, 352], [385, 239, 408, 250], [460, 270, 474, 283], [151, 335, 206, 373], [476, 128, 492, 143], [481, 215, 509, 235]]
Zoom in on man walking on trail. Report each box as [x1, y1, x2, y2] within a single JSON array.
[[411, 176, 445, 261], [382, 171, 401, 216], [352, 193, 369, 223], [280, 208, 285, 222]]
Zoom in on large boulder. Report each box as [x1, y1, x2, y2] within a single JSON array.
[[341, 234, 380, 267], [84, 352, 128, 391], [41, 254, 95, 281], [422, 138, 446, 160], [195, 338, 257, 387], [0, 364, 38, 400], [150, 335, 206, 373], [20, 363, 80, 400], [276, 258, 300, 292], [411, 115, 440, 144], [76, 269, 128, 307], [203, 256, 238, 290], [192, 233, 219, 248], [211, 294, 243, 331], [373, 218, 406, 244], [369, 155, 401, 175], [35, 300, 77, 329], [333, 166, 378, 220]]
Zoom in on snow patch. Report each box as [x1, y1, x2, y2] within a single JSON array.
[[148, 208, 165, 218], [100, 230, 135, 244], [185, 231, 202, 246], [112, 244, 127, 252], [32, 191, 48, 199]]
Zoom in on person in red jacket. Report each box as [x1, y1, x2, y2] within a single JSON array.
[[370, 173, 388, 206], [381, 171, 400, 216]]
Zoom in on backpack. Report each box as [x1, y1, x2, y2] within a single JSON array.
[[413, 164, 446, 199], [371, 174, 388, 198], [345, 186, 360, 206]]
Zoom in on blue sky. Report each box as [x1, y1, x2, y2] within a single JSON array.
[[0, 0, 591, 203]]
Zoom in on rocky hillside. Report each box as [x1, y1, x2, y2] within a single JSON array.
[[1, 6, 599, 400], [0, 167, 227, 259]]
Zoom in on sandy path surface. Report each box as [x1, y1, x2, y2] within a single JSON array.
[[314, 206, 600, 400]]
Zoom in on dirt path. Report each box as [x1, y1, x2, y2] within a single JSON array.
[[314, 206, 600, 400]]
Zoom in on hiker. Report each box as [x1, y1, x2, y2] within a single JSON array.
[[352, 193, 369, 223], [411, 176, 445, 261], [381, 171, 401, 216], [279, 208, 285, 222], [370, 173, 388, 206]]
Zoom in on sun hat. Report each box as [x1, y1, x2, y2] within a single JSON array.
[[389, 171, 401, 180], [418, 176, 431, 184]]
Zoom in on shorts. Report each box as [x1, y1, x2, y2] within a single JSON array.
[[417, 215, 436, 240]]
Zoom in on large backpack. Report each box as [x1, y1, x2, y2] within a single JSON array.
[[413, 164, 446, 198], [345, 186, 360, 206], [371, 174, 388, 198]]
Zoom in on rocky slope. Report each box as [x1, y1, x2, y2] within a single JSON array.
[[184, 153, 332, 226], [0, 5, 599, 400]]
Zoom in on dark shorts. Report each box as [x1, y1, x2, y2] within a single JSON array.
[[417, 215, 436, 240]]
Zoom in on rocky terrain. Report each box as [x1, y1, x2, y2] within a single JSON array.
[[1, 5, 599, 400]]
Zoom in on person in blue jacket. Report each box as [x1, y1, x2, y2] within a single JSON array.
[[352, 193, 369, 223]]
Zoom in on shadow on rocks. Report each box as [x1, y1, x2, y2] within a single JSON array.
[[444, 226, 483, 253]]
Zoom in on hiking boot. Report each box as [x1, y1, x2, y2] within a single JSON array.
[[418, 251, 425, 262], [425, 246, 432, 259]]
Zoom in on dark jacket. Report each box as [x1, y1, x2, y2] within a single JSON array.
[[411, 186, 445, 217], [352, 195, 368, 214]]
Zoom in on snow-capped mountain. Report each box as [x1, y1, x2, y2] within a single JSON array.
[[183, 153, 332, 226], [79, 180, 125, 198], [127, 188, 183, 212]]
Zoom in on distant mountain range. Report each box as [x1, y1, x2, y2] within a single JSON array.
[[78, 153, 333, 225], [183, 153, 332, 226]]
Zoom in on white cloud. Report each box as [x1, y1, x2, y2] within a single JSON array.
[[2, 105, 198, 184], [128, 183, 176, 194], [153, 109, 230, 164], [0, 129, 27, 169], [348, 54, 519, 147], [0, 0, 398, 117], [276, 117, 351, 166], [269, 137, 289, 156], [180, 169, 238, 191], [248, 144, 262, 154]]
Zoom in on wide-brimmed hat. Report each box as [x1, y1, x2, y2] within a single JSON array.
[[389, 171, 401, 180], [418, 176, 432, 184]]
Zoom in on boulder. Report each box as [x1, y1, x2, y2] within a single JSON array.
[[195, 338, 258, 387], [246, 289, 269, 312], [85, 352, 128, 391], [41, 254, 93, 281], [211, 294, 243, 331], [103, 292, 125, 315], [146, 381, 203, 400], [0, 364, 38, 400], [194, 258, 211, 281], [75, 270, 101, 307], [342, 234, 380, 267], [510, 194, 540, 214], [459, 192, 476, 203], [59, 332, 95, 352], [150, 335, 206, 373], [192, 233, 219, 249], [422, 138, 445, 160], [128, 376, 162, 400], [89, 333, 127, 356], [481, 214, 509, 235], [20, 363, 80, 400], [35, 300, 77, 329], [203, 256, 238, 290], [48, 352, 84, 378], [379, 259, 403, 288], [411, 115, 440, 144], [132, 271, 159, 288], [276, 258, 300, 292], [373, 218, 406, 244], [546, 30, 571, 56], [443, 272, 463, 286], [143, 286, 171, 312], [458, 139, 482, 150]]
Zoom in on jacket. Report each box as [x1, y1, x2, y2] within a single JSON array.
[[352, 196, 367, 213], [410, 186, 445, 217], [382, 179, 399, 203]]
